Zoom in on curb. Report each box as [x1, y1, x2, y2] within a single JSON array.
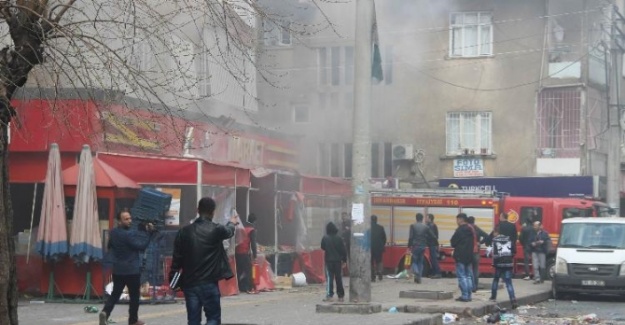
[[388, 289, 551, 325]]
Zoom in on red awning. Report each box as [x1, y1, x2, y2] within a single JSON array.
[[301, 174, 350, 196], [97, 152, 250, 187], [63, 157, 140, 189]]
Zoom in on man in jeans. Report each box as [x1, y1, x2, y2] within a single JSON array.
[[100, 209, 156, 325], [529, 221, 551, 284], [169, 197, 239, 325], [450, 213, 475, 302], [407, 213, 438, 283]]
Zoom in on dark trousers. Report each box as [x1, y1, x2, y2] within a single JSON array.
[[522, 247, 532, 277], [371, 253, 383, 280], [325, 261, 344, 298], [235, 253, 254, 292], [184, 282, 221, 325], [472, 252, 480, 290], [429, 246, 441, 275], [102, 273, 141, 324]]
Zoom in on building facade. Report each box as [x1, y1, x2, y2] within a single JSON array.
[[257, 0, 622, 198]]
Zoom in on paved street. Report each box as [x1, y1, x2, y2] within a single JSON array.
[[18, 276, 555, 325]]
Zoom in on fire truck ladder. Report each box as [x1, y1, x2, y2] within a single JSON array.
[[370, 188, 497, 198]]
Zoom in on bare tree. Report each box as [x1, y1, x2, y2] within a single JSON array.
[[0, 0, 334, 324]]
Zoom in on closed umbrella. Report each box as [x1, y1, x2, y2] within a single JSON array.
[[69, 145, 103, 263], [36, 143, 68, 261], [35, 143, 68, 300]]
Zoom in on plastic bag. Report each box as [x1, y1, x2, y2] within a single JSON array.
[[442, 312, 458, 323]]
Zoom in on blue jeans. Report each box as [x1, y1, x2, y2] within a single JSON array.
[[455, 262, 474, 300], [429, 246, 441, 275], [184, 282, 221, 325], [411, 245, 426, 277], [491, 267, 516, 301]]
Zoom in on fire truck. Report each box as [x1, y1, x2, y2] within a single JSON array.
[[373, 188, 612, 278]]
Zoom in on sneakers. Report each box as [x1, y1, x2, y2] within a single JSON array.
[[511, 299, 519, 310], [129, 321, 146, 325], [322, 296, 334, 302], [533, 279, 543, 284], [430, 274, 442, 279], [99, 311, 107, 325], [523, 275, 531, 280], [488, 296, 496, 302], [454, 297, 471, 302]]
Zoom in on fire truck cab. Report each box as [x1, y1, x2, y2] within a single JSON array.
[[372, 188, 611, 278]]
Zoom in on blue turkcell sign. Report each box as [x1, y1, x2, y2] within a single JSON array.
[[438, 176, 596, 198]]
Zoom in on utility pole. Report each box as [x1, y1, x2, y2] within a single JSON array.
[[350, 0, 373, 302], [608, 4, 624, 215]]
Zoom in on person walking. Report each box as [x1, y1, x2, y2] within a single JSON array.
[[169, 197, 239, 325], [529, 221, 551, 284], [99, 209, 156, 325], [467, 216, 489, 292], [370, 215, 387, 282], [426, 214, 442, 279], [488, 225, 518, 309], [407, 213, 438, 283], [235, 213, 258, 293], [450, 213, 475, 302], [518, 216, 534, 280], [321, 222, 347, 302]]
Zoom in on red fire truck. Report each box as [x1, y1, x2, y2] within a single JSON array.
[[373, 188, 612, 278]]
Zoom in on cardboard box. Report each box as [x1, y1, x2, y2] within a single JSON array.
[[273, 275, 292, 290]]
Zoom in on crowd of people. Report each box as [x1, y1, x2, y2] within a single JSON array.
[[320, 210, 551, 309]]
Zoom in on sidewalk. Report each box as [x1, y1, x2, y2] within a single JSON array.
[[18, 276, 551, 325]]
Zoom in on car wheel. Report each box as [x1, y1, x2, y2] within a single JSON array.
[[551, 282, 563, 300]]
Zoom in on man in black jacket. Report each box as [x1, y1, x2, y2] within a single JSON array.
[[450, 213, 476, 302], [370, 215, 387, 282], [518, 215, 534, 280], [426, 214, 442, 279], [169, 197, 239, 325], [321, 222, 347, 302], [498, 212, 518, 254]]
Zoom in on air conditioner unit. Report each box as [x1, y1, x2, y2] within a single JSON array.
[[392, 144, 415, 160]]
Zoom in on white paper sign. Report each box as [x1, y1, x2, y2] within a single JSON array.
[[351, 203, 364, 224]]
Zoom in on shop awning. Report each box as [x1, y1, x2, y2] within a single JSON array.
[[300, 174, 351, 196], [62, 157, 140, 189], [97, 152, 250, 187]]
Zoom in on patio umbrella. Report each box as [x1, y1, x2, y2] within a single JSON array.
[[35, 143, 68, 261], [69, 144, 103, 264]]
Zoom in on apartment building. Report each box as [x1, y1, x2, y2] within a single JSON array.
[[257, 0, 620, 195]]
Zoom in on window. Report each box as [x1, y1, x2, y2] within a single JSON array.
[[537, 88, 581, 158], [520, 207, 543, 225], [263, 20, 291, 46], [383, 142, 393, 177], [446, 111, 492, 155], [318, 48, 327, 85], [345, 46, 354, 85], [318, 144, 329, 176], [562, 208, 593, 219], [450, 12, 493, 57], [293, 105, 309, 123], [331, 47, 340, 86], [196, 49, 211, 97]]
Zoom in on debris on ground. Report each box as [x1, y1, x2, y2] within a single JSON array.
[[386, 269, 409, 279], [388, 306, 398, 313], [443, 312, 459, 323]]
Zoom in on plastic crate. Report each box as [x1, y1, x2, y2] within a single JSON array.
[[130, 207, 165, 223], [133, 188, 172, 214]]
